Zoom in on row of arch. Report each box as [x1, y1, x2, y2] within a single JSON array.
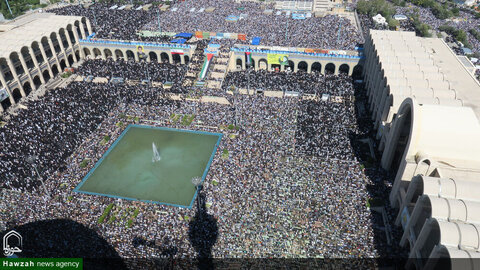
[[0, 18, 91, 112], [82, 47, 190, 65], [235, 56, 363, 77]]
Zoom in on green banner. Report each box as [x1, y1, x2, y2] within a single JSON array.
[[1, 258, 82, 270], [267, 53, 289, 65]]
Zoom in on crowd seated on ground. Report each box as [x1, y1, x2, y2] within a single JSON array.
[[1, 55, 407, 262], [51, 0, 362, 50]]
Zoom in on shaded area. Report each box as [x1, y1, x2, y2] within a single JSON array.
[[348, 81, 409, 265], [188, 187, 218, 270], [1, 219, 127, 270]]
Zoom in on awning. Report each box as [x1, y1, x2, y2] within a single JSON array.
[[175, 32, 193, 38], [251, 37, 261, 45]]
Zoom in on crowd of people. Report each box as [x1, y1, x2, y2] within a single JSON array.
[[78, 59, 188, 88], [50, 0, 362, 50], [222, 70, 357, 96], [1, 54, 407, 264], [0, 0, 415, 264]]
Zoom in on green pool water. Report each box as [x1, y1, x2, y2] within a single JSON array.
[[74, 125, 222, 207]]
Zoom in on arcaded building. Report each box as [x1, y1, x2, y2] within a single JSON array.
[[0, 12, 91, 112], [364, 30, 480, 269]]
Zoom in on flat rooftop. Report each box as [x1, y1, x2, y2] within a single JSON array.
[[0, 12, 85, 59], [370, 30, 480, 122]]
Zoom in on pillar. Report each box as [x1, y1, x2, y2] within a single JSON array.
[[39, 42, 54, 78], [19, 54, 36, 91], [79, 23, 87, 40], [168, 53, 173, 64], [280, 64, 285, 72], [101, 49, 107, 60], [73, 26, 84, 59], [86, 20, 93, 36], [64, 30, 78, 62], [180, 55, 185, 65], [57, 34, 70, 68], [48, 38, 62, 75], [0, 71, 15, 105], [307, 62, 311, 73], [29, 47, 46, 84], [7, 59, 25, 97]]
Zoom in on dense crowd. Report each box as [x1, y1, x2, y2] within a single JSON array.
[[1, 57, 407, 263], [223, 70, 357, 96], [78, 59, 187, 86], [50, 0, 362, 49]]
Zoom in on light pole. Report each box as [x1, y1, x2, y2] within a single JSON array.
[[191, 176, 202, 211], [26, 155, 50, 199], [4, 0, 12, 16]]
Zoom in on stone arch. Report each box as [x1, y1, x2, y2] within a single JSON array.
[[23, 81, 32, 96], [9, 52, 25, 75], [149, 51, 158, 63], [58, 28, 69, 49], [311, 62, 321, 73], [172, 54, 181, 64], [339, 64, 350, 75], [81, 17, 89, 36], [41, 36, 53, 58], [0, 57, 13, 81], [1, 96, 12, 111], [51, 64, 59, 76], [33, 75, 42, 88], [115, 49, 124, 60], [381, 98, 415, 172], [104, 48, 113, 59], [50, 32, 61, 53], [20, 46, 34, 69], [42, 69, 51, 82], [60, 59, 67, 71], [66, 24, 76, 44], [31, 41, 44, 64], [184, 55, 190, 65], [74, 20, 82, 39], [325, 63, 335, 74], [83, 48, 91, 57], [236, 58, 243, 69], [160, 52, 169, 63], [67, 54, 74, 66], [12, 88, 22, 103], [258, 58, 268, 70], [297, 61, 308, 72], [352, 64, 363, 79], [92, 48, 101, 58], [287, 60, 295, 72], [126, 50, 135, 60]]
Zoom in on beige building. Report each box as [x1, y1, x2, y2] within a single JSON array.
[[80, 40, 195, 66], [0, 12, 91, 112], [229, 45, 364, 76], [364, 30, 480, 269]]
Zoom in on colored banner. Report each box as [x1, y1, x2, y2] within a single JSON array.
[[267, 53, 289, 65]]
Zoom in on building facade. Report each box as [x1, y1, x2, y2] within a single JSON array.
[[364, 30, 480, 269], [0, 13, 91, 112]]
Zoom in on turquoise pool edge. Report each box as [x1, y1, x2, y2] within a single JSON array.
[[73, 124, 223, 209]]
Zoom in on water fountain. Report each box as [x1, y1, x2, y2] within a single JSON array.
[[152, 142, 161, 162]]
